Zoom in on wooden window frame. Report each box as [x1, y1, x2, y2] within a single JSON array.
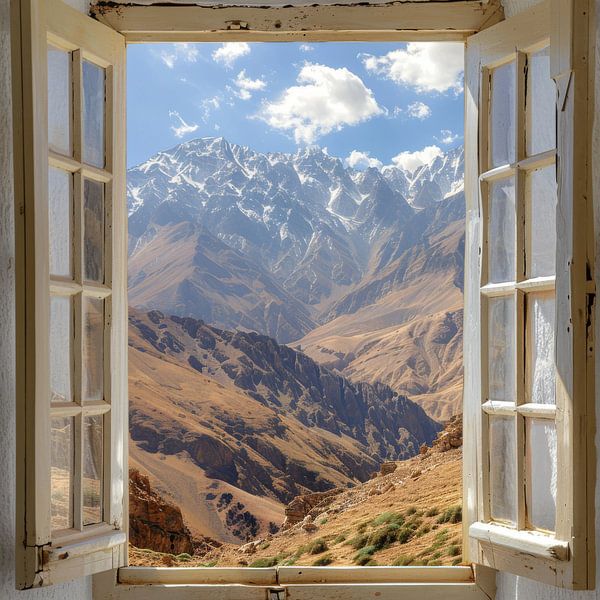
[[11, 0, 594, 596], [11, 0, 127, 589], [463, 0, 595, 590]]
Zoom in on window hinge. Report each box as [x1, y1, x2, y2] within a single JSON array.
[[269, 587, 286, 600]]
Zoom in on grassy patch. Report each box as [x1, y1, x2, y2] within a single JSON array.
[[425, 507, 440, 517], [436, 505, 462, 524], [307, 539, 329, 555], [371, 512, 404, 527], [452, 556, 463, 566], [312, 554, 333, 566], [353, 545, 376, 566], [446, 544, 461, 557], [249, 557, 279, 568], [333, 533, 347, 545], [367, 524, 400, 551], [392, 555, 415, 566], [348, 533, 369, 550]]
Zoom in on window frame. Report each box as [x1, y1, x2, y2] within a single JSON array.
[[463, 0, 595, 590], [11, 0, 128, 589], [11, 0, 593, 596]]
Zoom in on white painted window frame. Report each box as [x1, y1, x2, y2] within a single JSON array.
[[11, 0, 128, 589], [463, 0, 595, 590], [11, 0, 593, 596]]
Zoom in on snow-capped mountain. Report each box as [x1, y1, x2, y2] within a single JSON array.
[[127, 137, 464, 342]]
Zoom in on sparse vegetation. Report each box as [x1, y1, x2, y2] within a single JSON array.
[[447, 544, 461, 557], [249, 557, 279, 568], [307, 539, 329, 555], [436, 505, 462, 524], [354, 545, 376, 566], [393, 555, 415, 566], [312, 554, 333, 566]]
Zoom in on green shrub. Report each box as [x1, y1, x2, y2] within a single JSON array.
[[257, 542, 270, 551], [436, 505, 462, 524], [396, 526, 414, 544], [307, 539, 328, 555], [415, 525, 431, 537], [348, 533, 369, 550], [393, 555, 415, 566], [372, 512, 404, 527], [249, 557, 279, 568], [365, 559, 378, 566], [405, 506, 418, 516], [452, 556, 463, 566], [446, 544, 461, 557], [312, 554, 333, 566], [425, 507, 440, 517], [353, 545, 376, 565], [333, 533, 347, 545], [428, 559, 442, 566], [319, 518, 328, 525], [367, 524, 400, 551], [176, 553, 192, 560]]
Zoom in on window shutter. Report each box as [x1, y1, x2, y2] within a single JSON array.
[[462, 0, 594, 589], [12, 0, 127, 588]]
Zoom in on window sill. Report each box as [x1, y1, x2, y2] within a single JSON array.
[[93, 566, 494, 600]]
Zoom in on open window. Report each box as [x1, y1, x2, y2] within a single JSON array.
[[10, 0, 593, 596], [11, 0, 127, 588], [463, 0, 595, 589]]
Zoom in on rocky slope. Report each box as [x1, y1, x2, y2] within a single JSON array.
[[128, 308, 441, 543], [129, 416, 463, 567]]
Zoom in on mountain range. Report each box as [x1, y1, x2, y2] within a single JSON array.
[[127, 138, 465, 420]]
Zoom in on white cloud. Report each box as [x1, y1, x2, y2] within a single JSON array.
[[406, 101, 431, 120], [361, 42, 464, 94], [260, 63, 383, 144], [169, 111, 199, 138], [391, 145, 443, 172], [345, 150, 382, 170], [233, 70, 266, 100], [437, 129, 460, 145], [299, 44, 315, 52], [159, 43, 199, 69], [200, 95, 222, 120], [212, 42, 251, 68]]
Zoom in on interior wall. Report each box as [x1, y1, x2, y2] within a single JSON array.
[[494, 0, 600, 597], [0, 1, 93, 598]]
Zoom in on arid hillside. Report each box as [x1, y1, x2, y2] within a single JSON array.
[[130, 416, 463, 567], [128, 308, 440, 543]]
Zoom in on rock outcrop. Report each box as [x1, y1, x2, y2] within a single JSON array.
[[129, 469, 194, 555]]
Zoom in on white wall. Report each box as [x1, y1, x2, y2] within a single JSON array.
[[494, 1, 600, 598], [0, 1, 93, 597]]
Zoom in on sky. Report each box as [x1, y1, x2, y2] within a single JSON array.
[[127, 42, 464, 170]]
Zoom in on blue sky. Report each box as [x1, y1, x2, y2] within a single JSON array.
[[127, 42, 464, 170]]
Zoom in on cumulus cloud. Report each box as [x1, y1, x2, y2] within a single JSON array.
[[361, 42, 464, 94], [437, 129, 461, 145], [233, 70, 266, 100], [299, 44, 315, 52], [260, 63, 383, 144], [169, 111, 199, 138], [406, 101, 432, 120], [159, 43, 199, 69], [345, 150, 383, 170], [212, 42, 251, 68], [391, 145, 443, 172]]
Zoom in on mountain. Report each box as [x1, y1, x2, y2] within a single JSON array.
[[128, 308, 441, 543]]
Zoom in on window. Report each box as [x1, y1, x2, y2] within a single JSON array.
[[463, 0, 594, 589], [11, 0, 593, 595], [12, 0, 127, 588]]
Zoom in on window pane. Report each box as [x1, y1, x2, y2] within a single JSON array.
[[82, 61, 105, 168], [489, 416, 517, 525], [528, 294, 556, 405], [526, 47, 556, 156], [488, 296, 516, 402], [48, 167, 72, 278], [51, 417, 73, 530], [47, 45, 71, 155], [526, 419, 557, 531], [83, 415, 103, 525], [50, 296, 72, 403], [490, 61, 516, 168], [527, 166, 557, 278], [488, 178, 516, 283], [83, 297, 104, 401], [84, 179, 104, 282]]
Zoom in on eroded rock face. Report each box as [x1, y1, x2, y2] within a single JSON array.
[[129, 469, 194, 555], [282, 488, 344, 529]]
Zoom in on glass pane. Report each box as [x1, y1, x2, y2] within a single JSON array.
[[84, 179, 104, 282], [489, 416, 517, 525], [527, 166, 557, 278], [48, 168, 72, 278], [83, 297, 104, 402], [51, 417, 73, 530], [47, 45, 71, 155], [50, 296, 72, 403], [526, 47, 556, 156], [488, 296, 516, 402], [490, 61, 516, 168], [83, 415, 103, 525], [528, 294, 556, 405], [83, 61, 105, 168], [526, 419, 557, 531], [488, 178, 516, 283]]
